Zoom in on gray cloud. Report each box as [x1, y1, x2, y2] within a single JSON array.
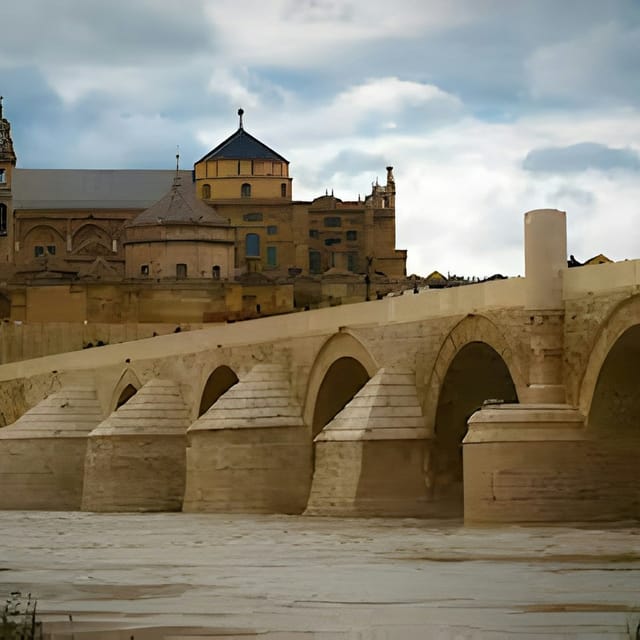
[[0, 0, 214, 66], [522, 143, 640, 173], [551, 185, 596, 208]]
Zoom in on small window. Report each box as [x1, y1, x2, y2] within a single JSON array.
[[176, 263, 187, 279], [202, 183, 211, 199], [346, 230, 357, 241], [212, 265, 221, 280], [324, 238, 341, 246], [309, 250, 321, 274], [47, 245, 56, 255], [243, 212, 262, 222], [0, 203, 6, 236], [267, 246, 277, 266], [281, 183, 287, 197], [241, 183, 251, 198], [34, 245, 45, 257], [324, 216, 341, 227], [140, 264, 149, 276], [246, 233, 260, 257], [309, 229, 319, 239], [0, 169, 5, 184], [267, 225, 278, 235]]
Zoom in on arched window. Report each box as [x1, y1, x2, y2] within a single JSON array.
[[281, 183, 287, 197], [202, 183, 211, 199], [0, 203, 6, 236], [246, 233, 260, 257], [212, 265, 221, 280], [241, 183, 251, 198]]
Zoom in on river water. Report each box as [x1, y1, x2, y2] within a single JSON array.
[[0, 511, 638, 639]]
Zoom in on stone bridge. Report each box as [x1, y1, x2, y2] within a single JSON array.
[[0, 210, 637, 523]]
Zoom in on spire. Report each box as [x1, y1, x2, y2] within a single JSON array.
[[175, 145, 180, 173], [238, 108, 244, 130], [0, 97, 16, 165], [386, 165, 394, 184]]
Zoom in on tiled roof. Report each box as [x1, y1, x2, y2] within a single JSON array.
[[197, 127, 288, 164], [128, 175, 229, 227], [13, 169, 193, 210]]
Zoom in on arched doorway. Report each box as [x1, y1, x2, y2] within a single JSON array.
[[116, 384, 138, 409], [311, 356, 370, 438], [432, 341, 517, 515], [589, 324, 640, 434], [198, 366, 239, 417]]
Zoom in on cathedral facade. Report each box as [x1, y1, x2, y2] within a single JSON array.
[[0, 104, 407, 323]]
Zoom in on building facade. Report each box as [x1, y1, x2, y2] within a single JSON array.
[[0, 103, 407, 322]]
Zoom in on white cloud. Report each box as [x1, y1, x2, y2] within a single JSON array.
[[202, 0, 476, 68]]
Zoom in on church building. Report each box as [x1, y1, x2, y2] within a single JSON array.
[[0, 102, 407, 323]]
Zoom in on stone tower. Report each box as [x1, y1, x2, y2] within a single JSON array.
[[0, 97, 16, 264]]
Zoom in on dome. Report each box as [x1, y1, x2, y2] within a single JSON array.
[[128, 175, 229, 228]]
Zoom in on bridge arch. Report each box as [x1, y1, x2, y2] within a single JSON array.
[[303, 331, 378, 439], [579, 294, 640, 429], [425, 314, 522, 515], [109, 368, 142, 412], [424, 314, 525, 429], [197, 365, 239, 417]]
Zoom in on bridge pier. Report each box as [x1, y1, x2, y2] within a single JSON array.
[[183, 364, 311, 514], [306, 369, 430, 517], [464, 210, 591, 523], [82, 379, 190, 512], [463, 404, 589, 522], [0, 387, 102, 510]]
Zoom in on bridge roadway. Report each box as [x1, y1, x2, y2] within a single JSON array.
[[1, 511, 638, 639]]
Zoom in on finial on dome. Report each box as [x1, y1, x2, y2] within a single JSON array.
[[238, 108, 244, 129], [0, 96, 3, 120]]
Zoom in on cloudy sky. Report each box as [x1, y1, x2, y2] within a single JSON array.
[[2, 0, 639, 277]]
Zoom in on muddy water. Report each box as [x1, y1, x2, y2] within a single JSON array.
[[0, 511, 638, 639]]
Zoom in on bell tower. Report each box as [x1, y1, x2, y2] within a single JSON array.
[[0, 97, 16, 263]]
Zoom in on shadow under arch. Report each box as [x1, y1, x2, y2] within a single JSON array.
[[198, 365, 239, 417], [116, 384, 137, 409], [573, 296, 640, 521], [424, 314, 525, 433], [303, 331, 378, 439], [109, 368, 142, 413], [578, 294, 640, 420], [588, 324, 640, 435], [425, 315, 522, 516]]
